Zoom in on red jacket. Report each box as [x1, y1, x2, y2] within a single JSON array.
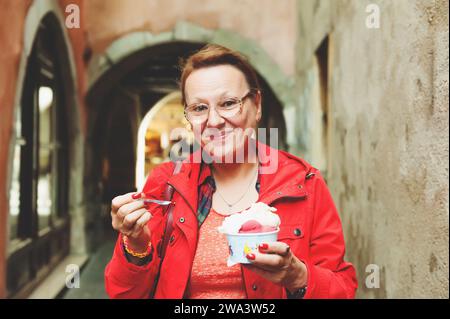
[[105, 145, 358, 298]]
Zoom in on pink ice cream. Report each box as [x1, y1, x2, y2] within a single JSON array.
[[218, 202, 280, 234], [238, 219, 278, 233]]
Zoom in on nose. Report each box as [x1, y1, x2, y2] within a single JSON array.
[[206, 105, 225, 128]]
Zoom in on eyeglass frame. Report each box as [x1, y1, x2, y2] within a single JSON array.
[[184, 88, 259, 124]]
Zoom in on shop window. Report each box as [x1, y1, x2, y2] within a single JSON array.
[[7, 15, 70, 297]]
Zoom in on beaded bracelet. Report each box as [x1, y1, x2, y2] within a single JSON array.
[[123, 235, 152, 258]]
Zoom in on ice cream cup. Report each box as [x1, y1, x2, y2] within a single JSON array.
[[225, 228, 279, 264]]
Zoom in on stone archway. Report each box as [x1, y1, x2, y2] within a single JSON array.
[[87, 21, 296, 108]]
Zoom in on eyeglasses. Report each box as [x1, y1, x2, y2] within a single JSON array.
[[184, 90, 256, 124]]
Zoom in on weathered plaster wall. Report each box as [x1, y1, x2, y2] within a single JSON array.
[[295, 0, 449, 298], [83, 0, 297, 76], [0, 0, 33, 299]]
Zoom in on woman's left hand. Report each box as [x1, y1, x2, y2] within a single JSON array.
[[244, 242, 308, 293]]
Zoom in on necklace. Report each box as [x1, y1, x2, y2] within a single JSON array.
[[214, 166, 259, 214]]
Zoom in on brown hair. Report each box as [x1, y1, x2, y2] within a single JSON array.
[[179, 44, 260, 105]]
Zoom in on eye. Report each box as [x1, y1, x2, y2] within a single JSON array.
[[220, 99, 239, 108], [192, 104, 209, 113]]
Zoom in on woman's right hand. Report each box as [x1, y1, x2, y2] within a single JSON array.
[[111, 192, 152, 252]]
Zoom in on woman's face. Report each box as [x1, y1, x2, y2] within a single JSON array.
[[184, 64, 262, 162]]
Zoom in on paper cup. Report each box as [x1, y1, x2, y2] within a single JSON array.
[[225, 229, 279, 264]]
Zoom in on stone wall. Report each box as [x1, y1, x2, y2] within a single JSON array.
[[294, 0, 449, 298]]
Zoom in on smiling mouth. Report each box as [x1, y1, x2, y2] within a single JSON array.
[[206, 130, 233, 142]]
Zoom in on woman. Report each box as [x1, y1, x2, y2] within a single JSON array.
[[105, 44, 358, 299]]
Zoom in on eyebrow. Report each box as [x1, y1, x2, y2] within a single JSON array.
[[187, 91, 238, 104]]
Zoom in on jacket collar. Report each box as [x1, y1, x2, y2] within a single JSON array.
[[166, 142, 313, 213], [257, 142, 311, 205]]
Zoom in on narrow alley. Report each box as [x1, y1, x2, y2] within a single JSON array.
[[0, 0, 448, 299]]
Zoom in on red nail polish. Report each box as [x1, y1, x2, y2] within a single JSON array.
[[132, 193, 142, 199], [246, 253, 255, 260], [259, 243, 269, 250]]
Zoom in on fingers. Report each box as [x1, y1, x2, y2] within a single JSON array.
[[134, 211, 152, 230], [246, 251, 286, 271], [258, 242, 291, 256], [131, 192, 144, 200], [111, 192, 137, 212], [127, 212, 152, 239], [121, 207, 148, 230], [244, 242, 306, 289], [245, 242, 291, 271], [116, 200, 146, 219]]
